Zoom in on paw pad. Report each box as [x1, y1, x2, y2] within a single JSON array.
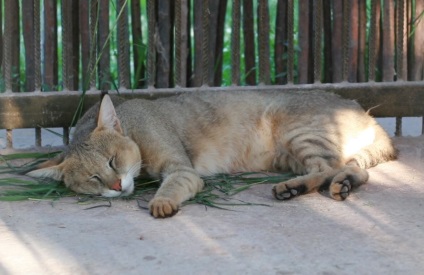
[[272, 185, 299, 201], [330, 179, 352, 201]]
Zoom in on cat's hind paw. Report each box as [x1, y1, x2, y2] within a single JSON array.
[[149, 197, 179, 218], [272, 184, 302, 200], [329, 179, 351, 201]]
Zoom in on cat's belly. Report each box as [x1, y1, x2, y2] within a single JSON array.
[[192, 118, 276, 176], [193, 147, 275, 176]]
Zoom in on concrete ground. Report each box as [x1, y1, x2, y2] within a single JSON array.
[[0, 135, 423, 274]]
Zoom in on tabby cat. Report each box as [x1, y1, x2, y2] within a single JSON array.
[[27, 91, 397, 218]]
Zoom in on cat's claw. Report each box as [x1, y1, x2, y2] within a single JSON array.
[[149, 197, 179, 218], [272, 184, 299, 200], [330, 179, 352, 201]]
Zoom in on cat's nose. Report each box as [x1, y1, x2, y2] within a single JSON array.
[[110, 179, 122, 191]]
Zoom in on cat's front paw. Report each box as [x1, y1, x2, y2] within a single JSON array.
[[149, 197, 179, 218]]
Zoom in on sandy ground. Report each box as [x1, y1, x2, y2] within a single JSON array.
[[0, 136, 423, 274]]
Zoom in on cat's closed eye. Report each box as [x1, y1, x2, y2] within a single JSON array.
[[90, 175, 103, 184], [108, 156, 116, 170]]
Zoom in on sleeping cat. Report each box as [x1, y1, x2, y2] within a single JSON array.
[[27, 91, 397, 218]]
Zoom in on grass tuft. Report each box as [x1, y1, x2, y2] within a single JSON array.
[[0, 152, 295, 209]]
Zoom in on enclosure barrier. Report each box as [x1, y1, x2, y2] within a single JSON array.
[[0, 0, 424, 149]]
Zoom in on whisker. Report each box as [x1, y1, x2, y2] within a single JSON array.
[[127, 161, 142, 177]]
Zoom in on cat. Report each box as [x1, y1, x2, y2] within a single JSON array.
[[27, 90, 397, 218]]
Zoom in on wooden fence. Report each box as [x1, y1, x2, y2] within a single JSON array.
[[1, 0, 424, 148]]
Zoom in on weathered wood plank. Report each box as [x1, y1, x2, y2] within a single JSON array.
[[358, 0, 367, 82], [298, 0, 310, 84], [4, 0, 21, 92], [43, 0, 58, 91], [257, 0, 271, 85], [348, 0, 359, 82], [156, 0, 174, 88], [322, 0, 332, 83], [79, 0, 90, 89], [274, 0, 287, 84], [331, 0, 343, 83], [409, 0, 424, 81], [2, 82, 424, 129], [22, 0, 35, 92], [117, 0, 131, 89], [214, 0, 228, 86], [382, 0, 395, 82], [192, 0, 204, 87], [98, 0, 110, 90], [242, 0, 256, 85]]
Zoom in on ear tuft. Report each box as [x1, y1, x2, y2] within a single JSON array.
[[97, 95, 123, 133]]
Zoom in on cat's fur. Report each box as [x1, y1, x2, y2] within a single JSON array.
[[27, 91, 397, 218]]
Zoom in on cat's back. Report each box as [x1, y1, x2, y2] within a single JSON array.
[[114, 90, 367, 131]]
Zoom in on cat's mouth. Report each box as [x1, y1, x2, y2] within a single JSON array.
[[101, 187, 133, 198]]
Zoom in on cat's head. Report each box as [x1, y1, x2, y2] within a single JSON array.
[[27, 95, 141, 197]]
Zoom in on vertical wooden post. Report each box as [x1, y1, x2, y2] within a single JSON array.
[[257, 0, 271, 85], [98, 0, 110, 90], [231, 0, 241, 86], [242, 0, 256, 85], [117, 0, 130, 89], [43, 0, 58, 91]]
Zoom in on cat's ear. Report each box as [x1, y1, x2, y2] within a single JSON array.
[[26, 165, 64, 181], [97, 95, 123, 134], [26, 155, 66, 181]]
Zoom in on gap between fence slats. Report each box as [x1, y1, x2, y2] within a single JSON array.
[[131, 0, 145, 88]]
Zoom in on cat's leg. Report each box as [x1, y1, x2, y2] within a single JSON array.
[[149, 162, 204, 218], [327, 162, 369, 201], [272, 160, 369, 201], [272, 131, 368, 200]]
